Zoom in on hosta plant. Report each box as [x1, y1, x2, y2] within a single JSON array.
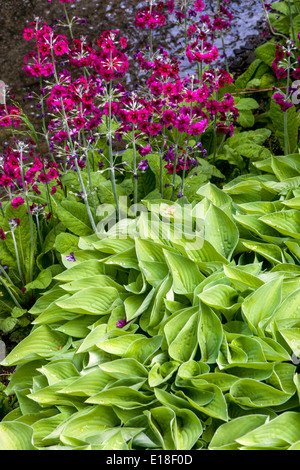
[[0, 153, 300, 450]]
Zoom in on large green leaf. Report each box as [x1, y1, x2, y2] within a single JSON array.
[[56, 287, 119, 315], [236, 412, 300, 449], [55, 200, 94, 236], [229, 378, 293, 408], [241, 277, 283, 335], [204, 203, 239, 260], [0, 422, 34, 450], [209, 414, 268, 450], [1, 325, 68, 366]]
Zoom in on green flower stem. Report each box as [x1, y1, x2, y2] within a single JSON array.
[[35, 215, 43, 248], [149, 1, 153, 56], [0, 265, 15, 289], [159, 150, 164, 197], [284, 53, 291, 155], [216, 133, 226, 156], [181, 95, 194, 197], [82, 132, 97, 214], [171, 143, 179, 202], [50, 40, 74, 158], [212, 115, 218, 165], [132, 124, 138, 206], [0, 272, 22, 309], [74, 157, 97, 232], [19, 151, 34, 284], [184, 1, 188, 50], [287, 0, 295, 42], [221, 34, 229, 73], [107, 80, 120, 220], [10, 230, 25, 287], [63, 3, 74, 39], [260, 0, 287, 40]]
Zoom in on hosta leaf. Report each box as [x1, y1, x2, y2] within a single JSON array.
[[38, 361, 80, 385], [59, 368, 113, 397], [85, 386, 156, 408], [27, 378, 86, 408], [0, 422, 34, 450], [100, 358, 148, 380], [197, 182, 232, 211], [267, 287, 300, 327], [32, 412, 72, 448], [141, 275, 173, 334], [103, 247, 139, 270], [223, 264, 264, 290], [93, 238, 134, 254], [236, 412, 300, 449], [144, 407, 176, 450], [60, 275, 125, 293], [282, 197, 300, 210], [233, 214, 284, 242], [54, 260, 104, 282], [58, 405, 120, 443], [148, 361, 179, 387], [180, 383, 228, 421], [209, 414, 268, 450], [241, 241, 283, 265], [1, 325, 68, 366], [123, 335, 163, 364], [164, 308, 199, 363], [229, 378, 293, 408], [271, 156, 300, 181], [267, 362, 296, 395], [197, 302, 223, 363], [124, 288, 156, 322], [241, 277, 283, 335], [56, 287, 119, 315], [163, 249, 205, 295], [204, 203, 239, 260], [237, 200, 282, 215], [198, 284, 241, 321], [97, 333, 147, 357], [259, 210, 300, 240], [55, 200, 94, 236]]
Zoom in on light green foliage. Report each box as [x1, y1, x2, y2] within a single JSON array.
[[1, 154, 300, 450]]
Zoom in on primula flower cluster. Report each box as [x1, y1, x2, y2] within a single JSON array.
[[272, 92, 293, 112], [0, 145, 60, 198], [117, 42, 237, 175], [272, 42, 300, 81], [135, 1, 166, 29], [0, 105, 21, 128]]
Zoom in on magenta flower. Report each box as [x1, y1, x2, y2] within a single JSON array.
[[116, 317, 131, 328], [11, 197, 25, 209], [0, 229, 6, 240], [23, 28, 35, 41], [273, 92, 293, 112], [138, 145, 152, 156]]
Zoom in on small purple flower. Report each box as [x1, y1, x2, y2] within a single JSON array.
[[99, 161, 104, 170], [65, 252, 76, 262], [116, 317, 131, 328], [138, 159, 149, 171]]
